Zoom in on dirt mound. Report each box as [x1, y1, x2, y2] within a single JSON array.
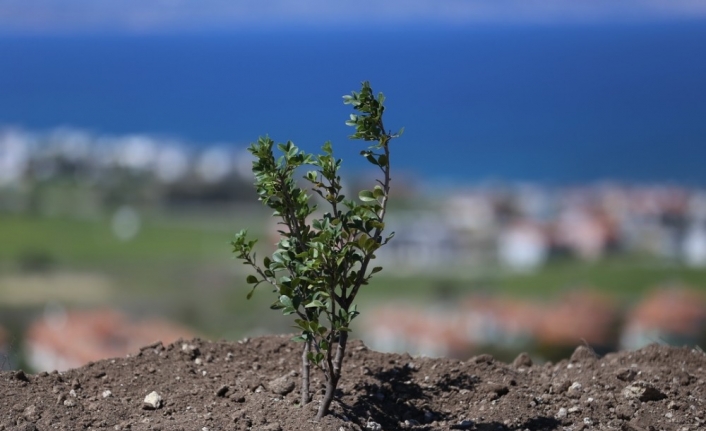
[[2, 335, 705, 430]]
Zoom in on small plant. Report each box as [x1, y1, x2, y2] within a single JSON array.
[[232, 81, 400, 419]]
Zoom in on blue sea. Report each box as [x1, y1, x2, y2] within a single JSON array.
[[1, 23, 706, 185]]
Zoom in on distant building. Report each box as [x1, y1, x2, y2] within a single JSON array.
[[497, 220, 548, 272], [361, 289, 621, 359], [459, 294, 543, 349], [361, 305, 471, 358], [25, 308, 196, 372], [621, 285, 706, 350], [536, 289, 619, 351], [0, 325, 12, 370], [553, 208, 608, 261], [683, 224, 706, 267], [376, 212, 463, 270], [0, 128, 31, 187], [362, 295, 546, 358]]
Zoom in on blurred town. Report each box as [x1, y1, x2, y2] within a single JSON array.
[[2, 127, 706, 371]]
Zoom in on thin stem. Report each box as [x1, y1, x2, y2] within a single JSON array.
[[348, 138, 391, 304], [301, 339, 312, 405], [242, 254, 277, 286], [315, 331, 348, 420], [325, 284, 337, 382]]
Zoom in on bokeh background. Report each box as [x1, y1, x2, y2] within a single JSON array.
[[2, 0, 706, 372]]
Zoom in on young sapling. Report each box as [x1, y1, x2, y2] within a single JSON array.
[[232, 81, 400, 419]]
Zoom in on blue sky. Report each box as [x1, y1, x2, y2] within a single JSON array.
[[2, 0, 706, 34]]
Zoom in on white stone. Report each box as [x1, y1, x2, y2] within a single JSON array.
[[102, 390, 112, 398], [143, 391, 162, 410], [366, 421, 382, 431]]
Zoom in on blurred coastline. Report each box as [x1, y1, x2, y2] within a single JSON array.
[[3, 126, 706, 370], [4, 125, 706, 271]]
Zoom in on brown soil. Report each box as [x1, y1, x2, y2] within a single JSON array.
[[2, 335, 705, 431]]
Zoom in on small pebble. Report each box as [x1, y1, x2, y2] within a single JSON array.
[[143, 391, 162, 410], [365, 421, 382, 431]]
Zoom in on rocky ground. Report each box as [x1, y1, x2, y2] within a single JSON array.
[[1, 335, 705, 430]]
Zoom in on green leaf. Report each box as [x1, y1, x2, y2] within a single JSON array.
[[358, 190, 376, 202], [364, 237, 380, 253], [371, 266, 383, 274], [280, 295, 293, 308], [377, 154, 388, 167], [307, 352, 325, 365], [291, 334, 307, 342], [305, 299, 325, 308], [246, 275, 258, 284], [357, 233, 370, 249], [361, 150, 378, 166], [368, 220, 384, 230]]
